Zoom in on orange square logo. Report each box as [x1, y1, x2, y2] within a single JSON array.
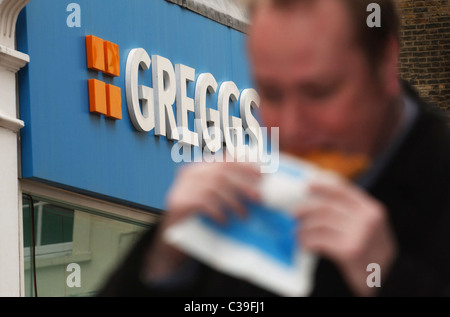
[[106, 84, 122, 120], [86, 36, 122, 120], [86, 35, 105, 72], [88, 79, 107, 115], [104, 41, 120, 77]]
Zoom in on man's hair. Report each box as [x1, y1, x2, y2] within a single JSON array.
[[246, 0, 400, 68]]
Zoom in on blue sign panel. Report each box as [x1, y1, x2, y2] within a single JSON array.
[[17, 0, 253, 211]]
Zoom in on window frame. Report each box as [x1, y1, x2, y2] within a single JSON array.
[[19, 179, 161, 296], [22, 200, 75, 258]]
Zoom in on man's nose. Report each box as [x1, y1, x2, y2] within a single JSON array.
[[279, 96, 312, 141]]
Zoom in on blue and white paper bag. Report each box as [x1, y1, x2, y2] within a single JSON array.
[[164, 155, 336, 296]]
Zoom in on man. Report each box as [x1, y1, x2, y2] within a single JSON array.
[[99, 0, 450, 296]]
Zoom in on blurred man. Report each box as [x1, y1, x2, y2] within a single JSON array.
[[99, 0, 450, 296]]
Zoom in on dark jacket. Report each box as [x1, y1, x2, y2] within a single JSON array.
[[98, 84, 450, 297]]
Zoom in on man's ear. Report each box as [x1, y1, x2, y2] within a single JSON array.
[[379, 35, 401, 97]]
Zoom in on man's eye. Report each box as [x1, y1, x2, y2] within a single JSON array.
[[259, 88, 283, 103], [303, 85, 336, 100]]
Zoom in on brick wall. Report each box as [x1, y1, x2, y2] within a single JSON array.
[[398, 0, 449, 121]]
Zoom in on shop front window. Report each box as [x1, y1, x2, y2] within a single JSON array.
[[22, 195, 153, 297], [23, 200, 74, 258]]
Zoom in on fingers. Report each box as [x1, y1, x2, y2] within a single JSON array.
[[294, 182, 358, 258], [296, 201, 351, 257], [297, 207, 355, 264], [199, 197, 228, 224], [307, 179, 369, 209], [224, 170, 262, 203], [226, 161, 262, 178], [296, 202, 351, 229], [215, 187, 248, 219], [166, 162, 263, 225], [295, 179, 392, 266], [206, 167, 261, 220], [298, 225, 344, 259]]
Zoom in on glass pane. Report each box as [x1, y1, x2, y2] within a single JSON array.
[[22, 195, 154, 297], [22, 203, 33, 248], [22, 196, 35, 295], [40, 204, 74, 246]]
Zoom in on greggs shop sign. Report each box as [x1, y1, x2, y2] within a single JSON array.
[[18, 0, 256, 211]]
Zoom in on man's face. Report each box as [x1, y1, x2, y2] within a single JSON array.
[[248, 0, 399, 157]]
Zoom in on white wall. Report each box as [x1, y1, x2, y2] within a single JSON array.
[[0, 0, 30, 297]]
